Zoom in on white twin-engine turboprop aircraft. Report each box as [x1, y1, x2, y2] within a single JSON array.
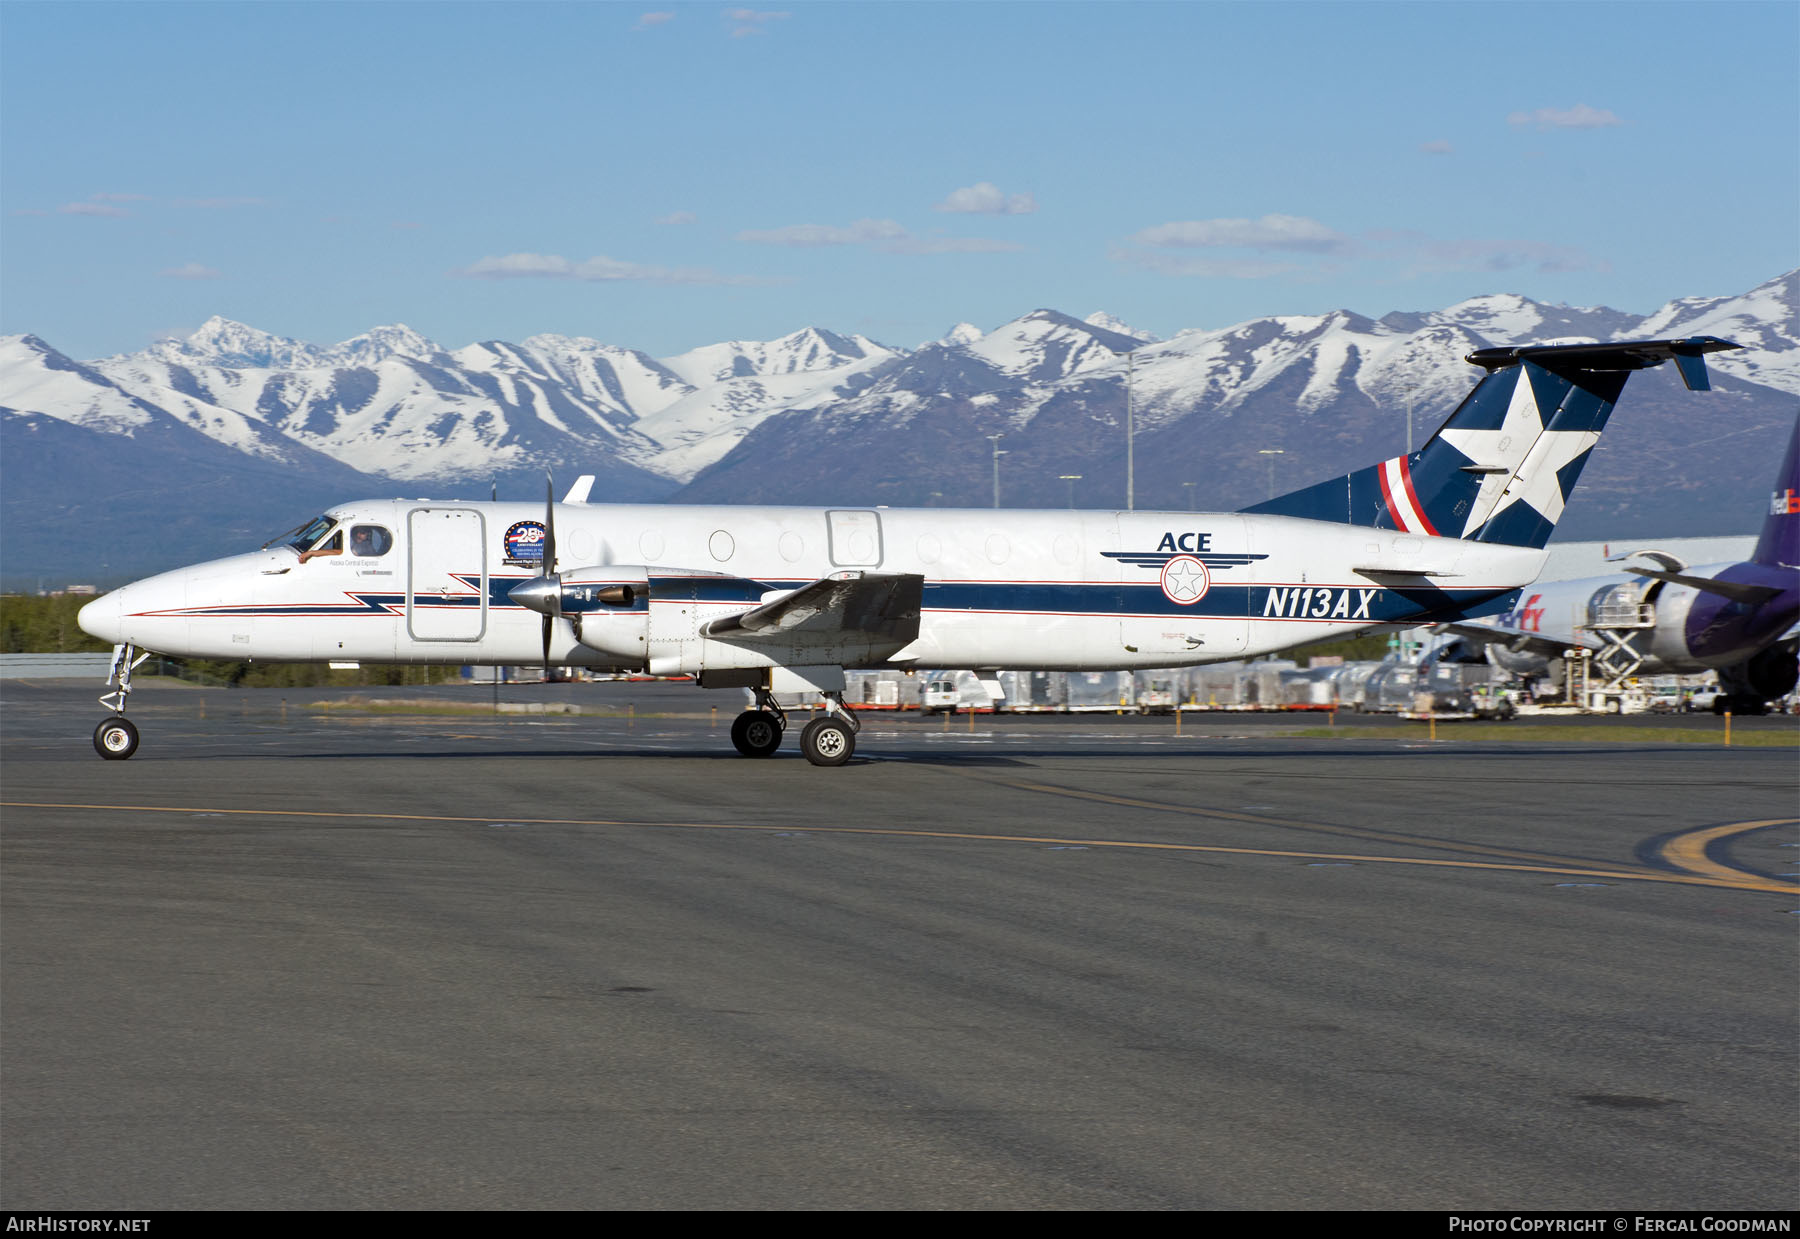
[[79, 337, 1738, 765]]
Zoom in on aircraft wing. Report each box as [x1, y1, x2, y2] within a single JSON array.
[[1622, 567, 1784, 605], [1437, 620, 1581, 658], [703, 572, 924, 643]]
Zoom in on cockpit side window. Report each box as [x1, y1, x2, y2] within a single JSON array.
[[298, 529, 344, 562], [350, 525, 393, 557], [262, 515, 338, 552], [272, 515, 338, 553]]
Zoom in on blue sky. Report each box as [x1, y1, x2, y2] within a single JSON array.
[[3, 1, 1794, 359]]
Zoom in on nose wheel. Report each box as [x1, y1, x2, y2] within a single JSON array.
[[94, 717, 140, 760], [93, 643, 149, 760]]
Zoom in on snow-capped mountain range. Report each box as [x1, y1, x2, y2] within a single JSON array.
[[3, 271, 1794, 581]]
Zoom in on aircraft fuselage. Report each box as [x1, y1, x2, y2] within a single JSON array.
[[81, 499, 1544, 674]]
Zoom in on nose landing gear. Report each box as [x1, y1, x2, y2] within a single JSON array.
[[94, 716, 140, 760], [93, 643, 148, 760]]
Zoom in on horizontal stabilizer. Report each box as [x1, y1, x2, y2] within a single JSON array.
[[1462, 336, 1739, 383], [1623, 566, 1783, 605]]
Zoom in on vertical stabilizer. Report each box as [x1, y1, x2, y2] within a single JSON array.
[[1243, 337, 1741, 548], [1753, 417, 1800, 569]]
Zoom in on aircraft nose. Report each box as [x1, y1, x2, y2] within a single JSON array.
[[78, 591, 124, 645], [508, 576, 560, 617]]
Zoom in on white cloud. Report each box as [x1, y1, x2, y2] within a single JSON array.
[[888, 236, 1023, 255], [1113, 218, 1606, 281], [91, 192, 150, 203], [172, 196, 269, 209], [1130, 214, 1351, 254], [735, 217, 1022, 255], [655, 210, 698, 226], [1405, 237, 1608, 275], [728, 8, 790, 37], [456, 251, 770, 285], [159, 262, 222, 280], [1506, 104, 1622, 130], [1419, 139, 1454, 155], [934, 182, 1036, 215], [633, 11, 674, 30], [57, 202, 130, 218], [736, 218, 908, 247], [1110, 246, 1309, 280]]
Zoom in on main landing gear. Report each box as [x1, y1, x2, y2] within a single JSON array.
[[729, 687, 861, 766], [93, 643, 149, 760]]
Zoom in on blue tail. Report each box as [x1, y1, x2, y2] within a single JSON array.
[[1752, 416, 1799, 569], [1243, 337, 1741, 548]]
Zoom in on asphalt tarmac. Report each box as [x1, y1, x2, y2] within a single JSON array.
[[3, 678, 1796, 1210]]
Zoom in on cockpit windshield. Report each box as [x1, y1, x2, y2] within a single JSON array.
[[262, 515, 338, 552]]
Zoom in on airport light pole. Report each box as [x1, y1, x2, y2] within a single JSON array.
[[1125, 350, 1136, 510], [1182, 480, 1196, 512], [988, 434, 1006, 508], [1259, 448, 1285, 500], [1059, 474, 1083, 509]]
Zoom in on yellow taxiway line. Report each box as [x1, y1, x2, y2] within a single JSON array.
[[5, 800, 1796, 895]]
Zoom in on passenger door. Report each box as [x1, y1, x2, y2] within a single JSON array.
[[407, 507, 487, 641]]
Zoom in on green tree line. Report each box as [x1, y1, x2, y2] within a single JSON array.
[[2, 594, 458, 687]]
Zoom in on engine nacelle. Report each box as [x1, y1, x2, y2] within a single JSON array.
[[556, 565, 651, 662], [1719, 639, 1799, 701]]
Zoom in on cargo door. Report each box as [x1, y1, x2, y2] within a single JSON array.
[[1116, 513, 1250, 658]]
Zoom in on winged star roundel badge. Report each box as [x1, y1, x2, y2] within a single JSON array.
[[1159, 554, 1210, 605]]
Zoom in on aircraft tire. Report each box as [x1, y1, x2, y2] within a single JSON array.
[[800, 717, 855, 767], [94, 717, 139, 761], [730, 710, 784, 758]]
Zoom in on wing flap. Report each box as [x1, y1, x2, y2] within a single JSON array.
[[703, 572, 924, 642]]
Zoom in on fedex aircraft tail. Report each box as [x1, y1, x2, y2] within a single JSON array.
[[1244, 337, 1741, 549], [1752, 416, 1799, 569]]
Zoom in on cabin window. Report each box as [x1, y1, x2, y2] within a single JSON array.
[[350, 525, 393, 557]]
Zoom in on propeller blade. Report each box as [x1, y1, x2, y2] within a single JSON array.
[[543, 471, 558, 580], [542, 471, 558, 682]]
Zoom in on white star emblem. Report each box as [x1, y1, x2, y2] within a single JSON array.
[[1439, 370, 1546, 536], [1160, 555, 1210, 605], [1440, 366, 1596, 534]]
